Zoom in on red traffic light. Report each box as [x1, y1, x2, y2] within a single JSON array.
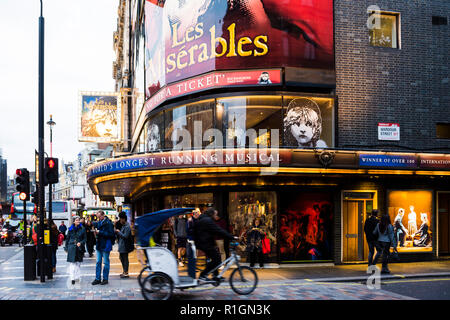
[[47, 159, 55, 169], [16, 169, 22, 175], [19, 192, 27, 201]]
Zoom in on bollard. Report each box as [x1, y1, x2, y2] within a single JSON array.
[[36, 246, 53, 279], [24, 244, 37, 281]]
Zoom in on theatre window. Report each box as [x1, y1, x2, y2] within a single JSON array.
[[388, 190, 433, 253], [228, 191, 277, 261], [369, 11, 400, 49], [436, 123, 450, 139]]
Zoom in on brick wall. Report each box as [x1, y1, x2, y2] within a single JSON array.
[[335, 0, 450, 151]]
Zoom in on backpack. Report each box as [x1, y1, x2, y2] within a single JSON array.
[[57, 233, 64, 246]]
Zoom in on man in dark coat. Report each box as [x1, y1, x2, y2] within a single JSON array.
[[193, 207, 236, 281], [91, 210, 115, 285], [364, 209, 380, 266]]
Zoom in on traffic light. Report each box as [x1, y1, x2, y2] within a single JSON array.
[[15, 168, 30, 201], [31, 188, 39, 205], [44, 157, 59, 185]]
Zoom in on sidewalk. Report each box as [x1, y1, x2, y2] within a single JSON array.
[[1, 246, 449, 300], [252, 260, 450, 283]]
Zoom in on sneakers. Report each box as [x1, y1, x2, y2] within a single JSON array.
[[100, 280, 109, 285], [178, 261, 184, 267], [91, 279, 102, 285], [120, 273, 129, 278]]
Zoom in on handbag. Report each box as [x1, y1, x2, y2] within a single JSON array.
[[261, 233, 271, 254]]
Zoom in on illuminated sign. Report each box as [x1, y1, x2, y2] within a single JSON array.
[[359, 154, 417, 168], [87, 149, 291, 178], [144, 0, 334, 98], [78, 92, 122, 143], [144, 69, 281, 114]]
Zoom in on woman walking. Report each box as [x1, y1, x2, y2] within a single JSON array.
[[372, 214, 395, 274], [246, 218, 265, 268], [65, 216, 87, 285]]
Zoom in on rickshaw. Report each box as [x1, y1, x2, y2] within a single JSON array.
[[136, 207, 258, 300]]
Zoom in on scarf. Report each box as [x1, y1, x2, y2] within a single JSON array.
[[69, 224, 82, 232]]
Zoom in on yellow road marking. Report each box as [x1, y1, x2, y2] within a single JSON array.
[[383, 278, 450, 285]]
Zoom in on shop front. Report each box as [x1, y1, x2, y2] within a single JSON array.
[[87, 149, 450, 264]]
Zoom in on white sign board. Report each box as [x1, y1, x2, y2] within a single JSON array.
[[378, 123, 400, 141]]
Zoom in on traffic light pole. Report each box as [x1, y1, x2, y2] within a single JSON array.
[[22, 200, 27, 244], [38, 0, 46, 283]]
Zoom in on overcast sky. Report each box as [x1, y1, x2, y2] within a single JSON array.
[[0, 0, 117, 177]]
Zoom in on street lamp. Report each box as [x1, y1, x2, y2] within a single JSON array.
[[46, 115, 55, 223], [46, 115, 55, 157]]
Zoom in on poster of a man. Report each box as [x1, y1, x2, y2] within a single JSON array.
[[257, 71, 272, 84], [283, 97, 328, 148]]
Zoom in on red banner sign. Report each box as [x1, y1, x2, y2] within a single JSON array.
[[144, 69, 281, 114]]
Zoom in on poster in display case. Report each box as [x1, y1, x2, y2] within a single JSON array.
[[280, 192, 333, 262], [387, 190, 433, 252]]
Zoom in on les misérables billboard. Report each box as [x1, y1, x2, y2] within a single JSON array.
[[79, 92, 122, 143], [144, 0, 334, 98]]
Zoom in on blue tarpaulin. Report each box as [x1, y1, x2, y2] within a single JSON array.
[[135, 208, 194, 247]]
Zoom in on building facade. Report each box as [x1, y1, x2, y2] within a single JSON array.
[[88, 0, 450, 265]]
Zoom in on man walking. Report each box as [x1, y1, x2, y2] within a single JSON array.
[[92, 210, 115, 285], [364, 209, 379, 266], [193, 207, 236, 281]]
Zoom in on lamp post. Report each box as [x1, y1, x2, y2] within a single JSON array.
[[37, 0, 46, 282], [46, 115, 55, 222]]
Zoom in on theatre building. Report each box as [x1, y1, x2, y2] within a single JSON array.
[[87, 0, 450, 265]]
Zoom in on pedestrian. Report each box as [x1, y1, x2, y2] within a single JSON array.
[[91, 210, 115, 285], [49, 220, 59, 273], [373, 214, 395, 274], [85, 219, 96, 257], [59, 221, 67, 240], [115, 212, 132, 278], [174, 214, 188, 267], [193, 207, 236, 281], [65, 216, 86, 285], [212, 211, 228, 266], [246, 218, 265, 268], [364, 209, 380, 266]]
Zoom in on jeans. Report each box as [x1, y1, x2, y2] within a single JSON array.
[[186, 242, 197, 279], [51, 247, 57, 268], [95, 250, 110, 281], [367, 240, 378, 266], [119, 252, 129, 273], [373, 241, 391, 271]]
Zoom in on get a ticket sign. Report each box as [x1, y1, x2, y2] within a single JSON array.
[[144, 0, 334, 98]]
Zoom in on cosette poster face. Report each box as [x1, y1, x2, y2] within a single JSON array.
[[388, 190, 433, 252], [280, 192, 333, 262], [144, 0, 334, 98]]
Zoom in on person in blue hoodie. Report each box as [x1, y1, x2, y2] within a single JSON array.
[[91, 210, 115, 285]]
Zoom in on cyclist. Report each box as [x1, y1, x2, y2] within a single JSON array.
[[193, 207, 237, 282]]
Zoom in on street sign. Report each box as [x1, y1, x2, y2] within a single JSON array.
[[378, 123, 400, 141]]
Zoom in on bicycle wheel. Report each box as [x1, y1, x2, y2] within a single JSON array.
[[141, 272, 173, 300], [137, 266, 152, 287], [229, 266, 258, 295]]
